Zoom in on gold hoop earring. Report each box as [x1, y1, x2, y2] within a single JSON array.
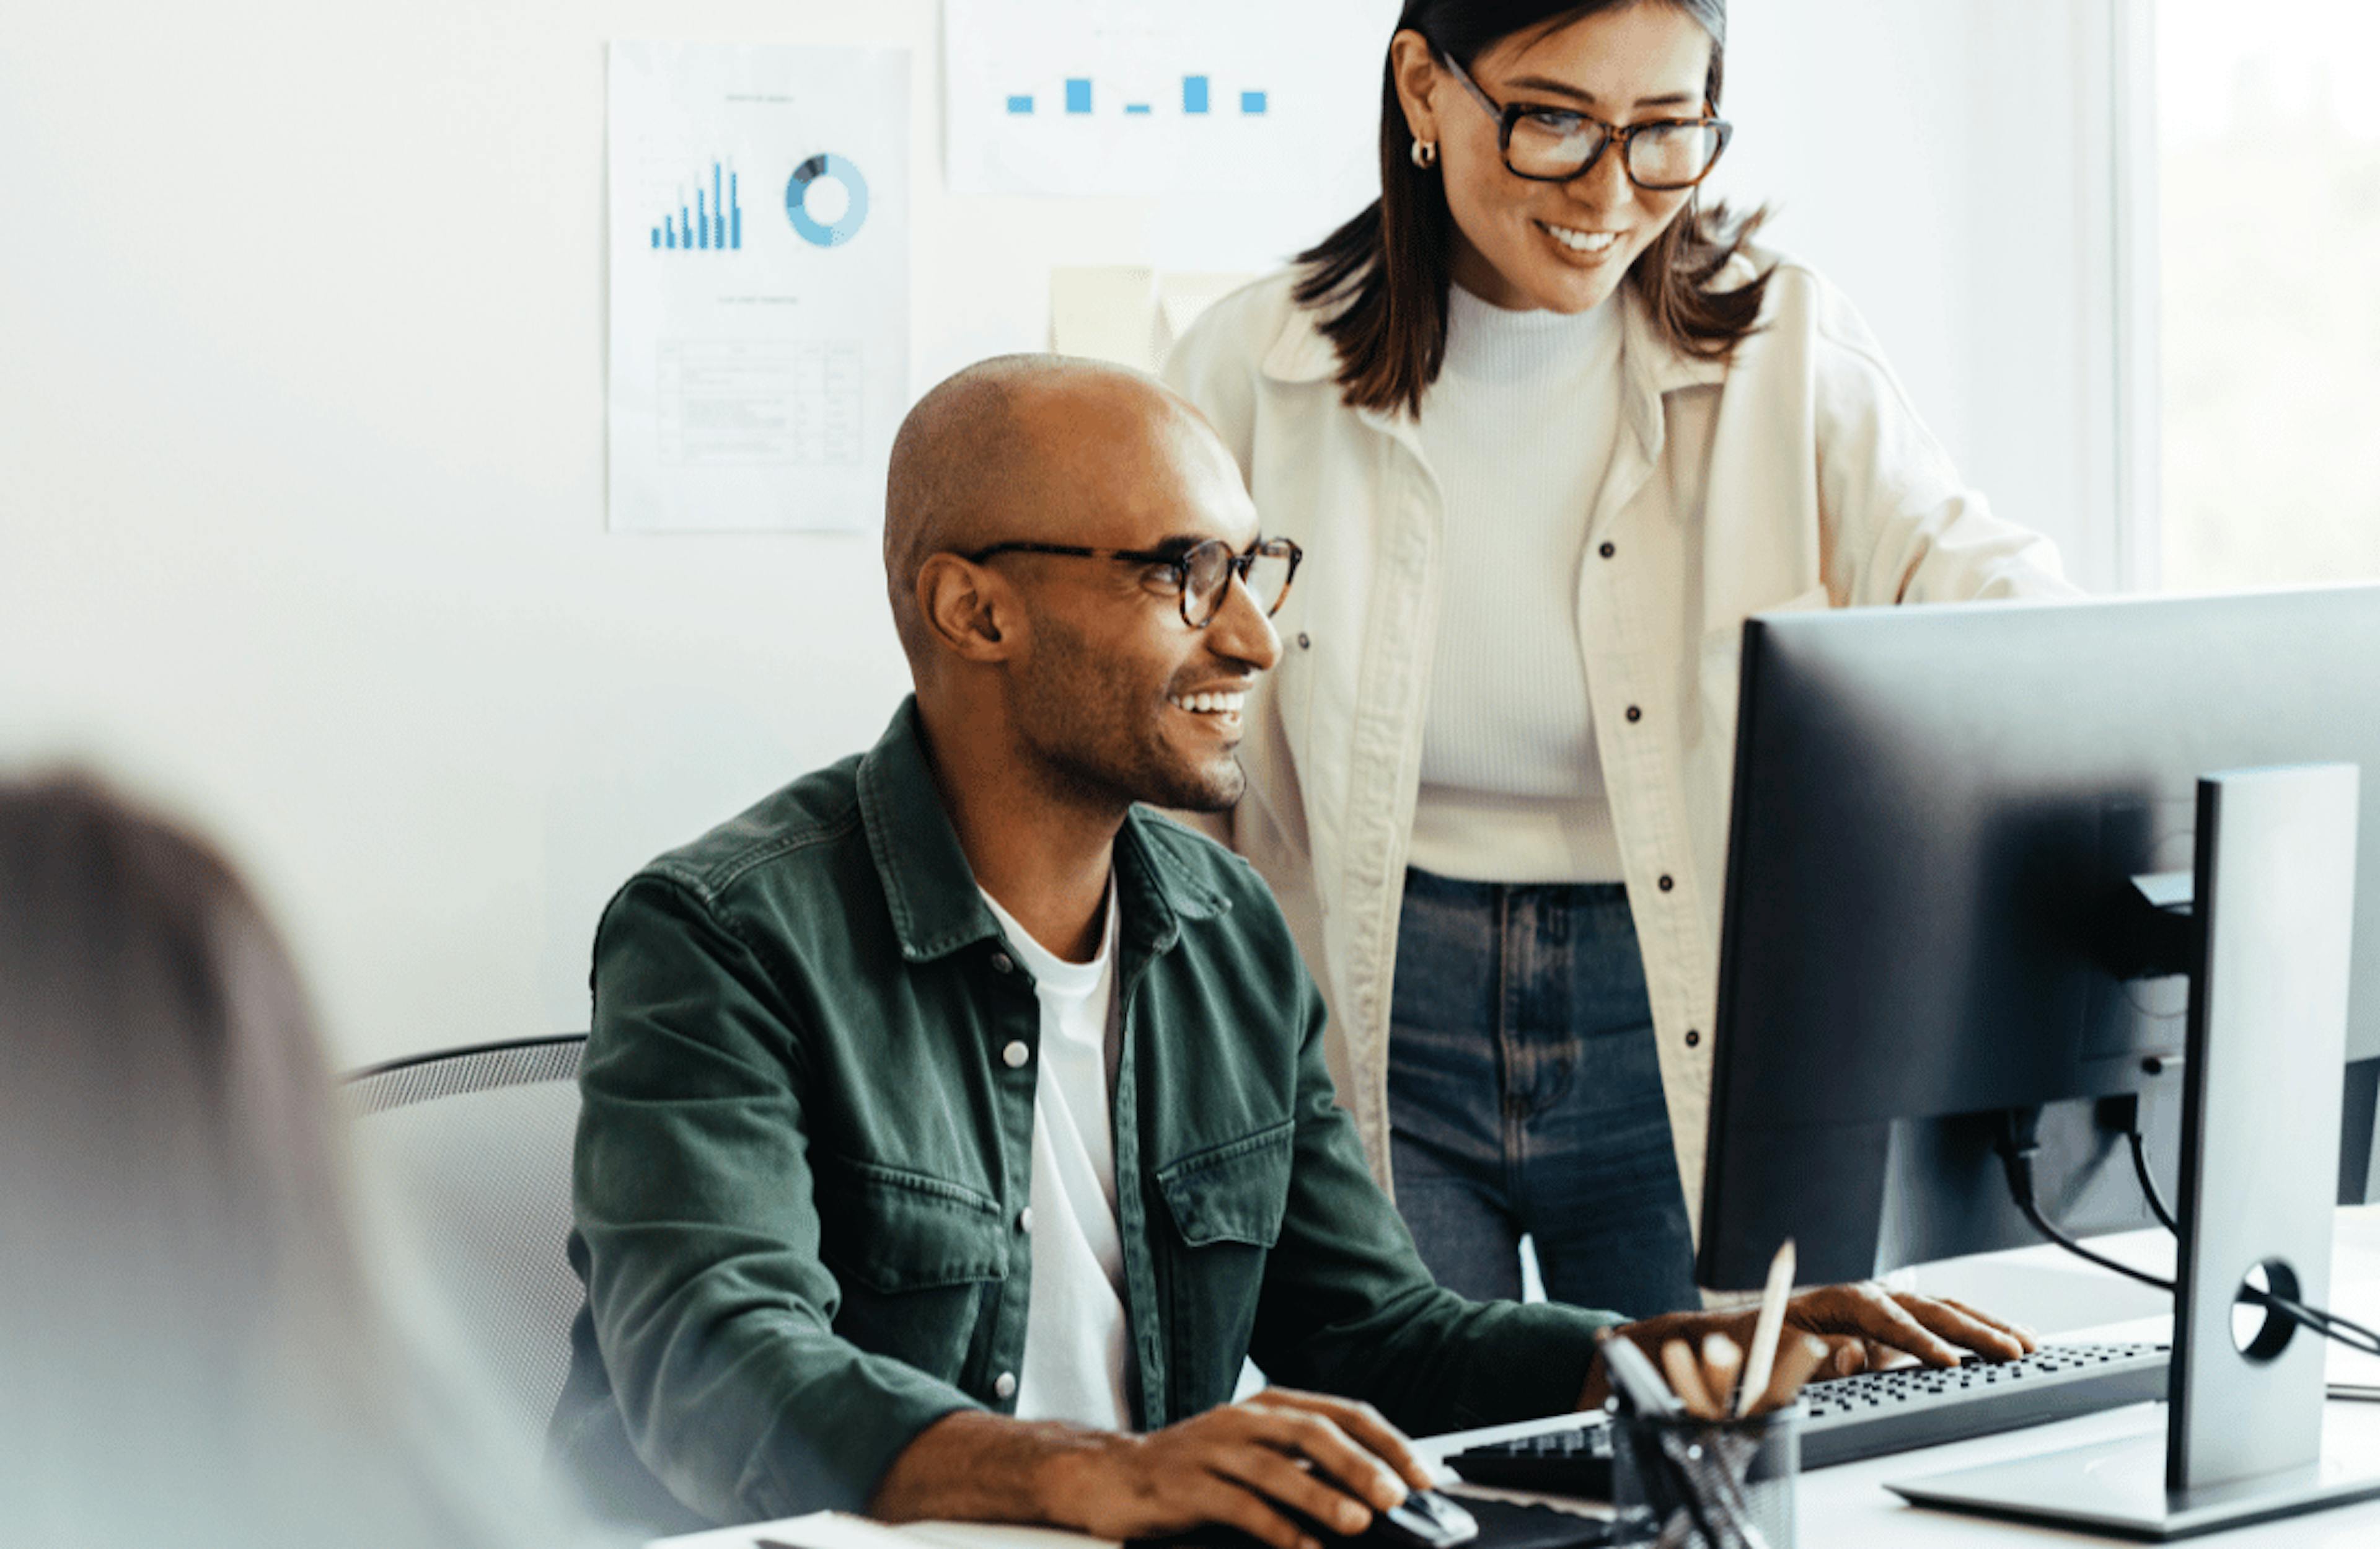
[[1409, 139, 1438, 169]]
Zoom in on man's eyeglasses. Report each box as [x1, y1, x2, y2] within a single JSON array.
[[962, 536, 1302, 630], [1439, 50, 1731, 191]]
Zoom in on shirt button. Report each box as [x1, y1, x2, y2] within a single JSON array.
[[1018, 1206, 1034, 1232], [1599, 542, 1616, 560], [1658, 874, 1675, 892], [990, 951, 1015, 974], [1002, 1040, 1030, 1069], [994, 1371, 1018, 1400], [1625, 705, 1643, 723], [1686, 1029, 1703, 1048], [1297, 632, 1311, 649]]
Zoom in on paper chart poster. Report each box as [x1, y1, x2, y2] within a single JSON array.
[[608, 42, 910, 533], [944, 0, 1400, 196]]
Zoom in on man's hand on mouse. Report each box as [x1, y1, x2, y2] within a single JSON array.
[[1052, 1388, 1435, 1549], [1580, 1281, 2043, 1416]]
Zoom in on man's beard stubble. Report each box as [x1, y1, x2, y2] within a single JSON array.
[[1013, 610, 1245, 814]]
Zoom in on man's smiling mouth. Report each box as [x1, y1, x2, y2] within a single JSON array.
[[1168, 691, 1248, 715]]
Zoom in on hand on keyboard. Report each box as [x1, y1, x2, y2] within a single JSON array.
[[1589, 1282, 2043, 1413], [1771, 1282, 2042, 1373]]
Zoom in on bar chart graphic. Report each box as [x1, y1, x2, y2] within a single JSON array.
[[1001, 72, 1270, 119], [945, 0, 1396, 195], [607, 40, 910, 534], [650, 160, 743, 251]]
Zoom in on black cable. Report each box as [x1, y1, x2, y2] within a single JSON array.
[[2127, 1129, 2182, 1235], [2262, 1291, 2380, 1358], [1996, 1122, 2176, 1293], [2113, 1109, 2380, 1355], [2005, 1106, 2380, 1361]]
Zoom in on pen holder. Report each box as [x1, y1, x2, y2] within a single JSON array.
[[1607, 1400, 1800, 1549]]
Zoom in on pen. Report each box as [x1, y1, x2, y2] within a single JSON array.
[[1599, 1327, 1686, 1419], [1733, 1238, 1797, 1418], [1606, 1332, 1773, 1548]]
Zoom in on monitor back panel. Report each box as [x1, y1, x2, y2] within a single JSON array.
[[1699, 586, 2380, 1286]]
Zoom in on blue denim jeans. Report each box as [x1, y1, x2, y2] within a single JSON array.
[[1386, 868, 1698, 1318]]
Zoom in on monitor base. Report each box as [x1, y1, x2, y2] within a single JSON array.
[[1889, 1429, 2380, 1541]]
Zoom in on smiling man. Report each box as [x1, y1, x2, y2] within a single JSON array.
[[549, 356, 2036, 1542]]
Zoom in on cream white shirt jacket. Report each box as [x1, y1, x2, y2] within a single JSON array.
[[1162, 250, 2078, 1229]]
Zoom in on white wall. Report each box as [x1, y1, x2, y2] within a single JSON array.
[[0, 0, 2127, 1066], [1714, 0, 2127, 587]]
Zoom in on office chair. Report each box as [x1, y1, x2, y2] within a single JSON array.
[[343, 1034, 586, 1430]]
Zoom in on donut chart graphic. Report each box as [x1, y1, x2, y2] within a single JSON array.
[[785, 153, 870, 247]]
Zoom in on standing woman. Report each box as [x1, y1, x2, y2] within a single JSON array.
[[1164, 0, 2073, 1315]]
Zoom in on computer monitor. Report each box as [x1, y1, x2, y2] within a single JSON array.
[[1696, 584, 2380, 1291]]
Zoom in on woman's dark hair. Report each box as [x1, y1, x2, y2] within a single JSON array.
[[0, 776, 536, 1549], [1295, 0, 1770, 417]]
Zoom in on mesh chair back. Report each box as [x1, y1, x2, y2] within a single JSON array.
[[343, 1036, 586, 1430]]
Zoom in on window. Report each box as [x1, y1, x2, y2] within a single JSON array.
[[2157, 0, 2380, 591]]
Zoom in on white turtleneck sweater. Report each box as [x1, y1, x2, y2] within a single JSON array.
[[1408, 283, 1627, 885]]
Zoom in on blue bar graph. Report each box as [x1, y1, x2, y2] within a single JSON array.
[[651, 160, 743, 254], [1005, 75, 1267, 120]]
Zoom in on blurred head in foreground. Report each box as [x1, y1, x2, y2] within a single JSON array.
[[0, 775, 548, 1549]]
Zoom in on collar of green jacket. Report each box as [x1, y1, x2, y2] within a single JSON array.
[[857, 695, 1233, 964]]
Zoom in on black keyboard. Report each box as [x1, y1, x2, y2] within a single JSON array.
[[1447, 1341, 2170, 1496]]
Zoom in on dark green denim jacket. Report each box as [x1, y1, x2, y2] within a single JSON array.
[[550, 700, 1622, 1531]]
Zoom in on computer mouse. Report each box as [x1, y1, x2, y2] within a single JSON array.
[[1362, 1488, 1480, 1549]]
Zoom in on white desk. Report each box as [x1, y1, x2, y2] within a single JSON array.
[[1432, 1206, 2380, 1544], [663, 1209, 2380, 1549], [1414, 1323, 2380, 1547]]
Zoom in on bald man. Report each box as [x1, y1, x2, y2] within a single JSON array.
[[549, 358, 2035, 1540]]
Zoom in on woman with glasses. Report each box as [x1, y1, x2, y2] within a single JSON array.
[[1164, 0, 2074, 1315]]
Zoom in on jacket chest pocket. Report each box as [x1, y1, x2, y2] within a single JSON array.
[[818, 1158, 1007, 1384], [1153, 1121, 1293, 1413]]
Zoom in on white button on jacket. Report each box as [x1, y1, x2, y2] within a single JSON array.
[[1163, 249, 2079, 1231]]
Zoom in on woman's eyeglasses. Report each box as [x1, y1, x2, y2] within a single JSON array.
[[963, 536, 1302, 630], [1439, 50, 1731, 191]]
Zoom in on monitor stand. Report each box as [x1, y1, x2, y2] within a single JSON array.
[[1891, 764, 2380, 1540]]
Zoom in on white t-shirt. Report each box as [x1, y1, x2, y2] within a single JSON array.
[[1410, 283, 1628, 883], [977, 884, 1132, 1431]]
